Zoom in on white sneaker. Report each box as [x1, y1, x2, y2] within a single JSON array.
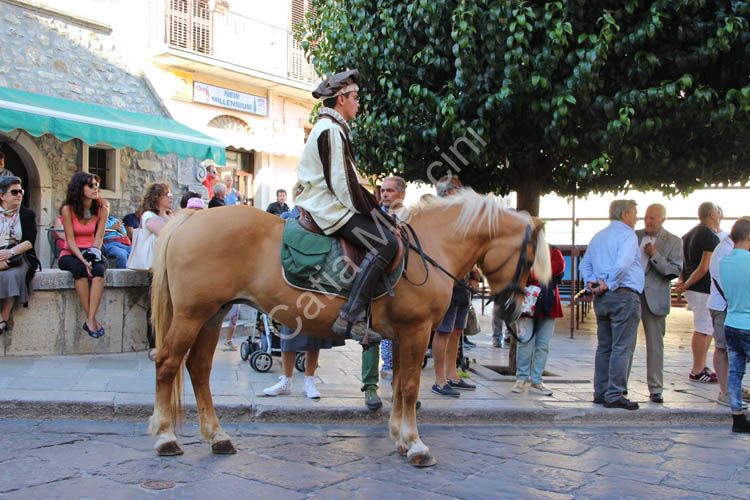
[[304, 376, 320, 399], [511, 379, 529, 393], [263, 376, 291, 396], [529, 382, 553, 396]]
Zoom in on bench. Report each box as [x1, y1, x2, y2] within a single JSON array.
[[1, 269, 150, 356]]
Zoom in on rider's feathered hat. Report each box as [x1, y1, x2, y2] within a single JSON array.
[[313, 69, 359, 100]]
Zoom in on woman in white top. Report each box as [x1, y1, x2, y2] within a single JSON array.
[[138, 181, 173, 360]]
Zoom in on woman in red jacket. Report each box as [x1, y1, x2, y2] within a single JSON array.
[[512, 220, 565, 396]]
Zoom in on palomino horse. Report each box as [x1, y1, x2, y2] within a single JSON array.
[[148, 189, 551, 467]]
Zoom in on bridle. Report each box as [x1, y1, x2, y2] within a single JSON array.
[[481, 224, 535, 307]]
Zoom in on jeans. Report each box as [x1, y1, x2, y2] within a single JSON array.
[[102, 241, 131, 269], [593, 289, 641, 403], [515, 317, 555, 384], [724, 325, 750, 412], [381, 339, 392, 371]]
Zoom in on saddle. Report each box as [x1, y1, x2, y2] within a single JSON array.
[[296, 207, 405, 274]]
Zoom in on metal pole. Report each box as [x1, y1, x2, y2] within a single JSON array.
[[570, 194, 576, 339]]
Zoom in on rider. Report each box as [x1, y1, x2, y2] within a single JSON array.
[[295, 69, 399, 345]]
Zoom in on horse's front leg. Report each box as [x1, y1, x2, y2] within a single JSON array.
[[397, 327, 435, 467], [186, 311, 236, 454], [388, 339, 406, 454]]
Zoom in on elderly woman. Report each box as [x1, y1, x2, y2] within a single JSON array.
[[0, 176, 40, 335], [138, 181, 174, 360], [59, 172, 108, 338]]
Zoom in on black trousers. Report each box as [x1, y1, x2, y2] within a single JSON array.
[[335, 213, 399, 262]]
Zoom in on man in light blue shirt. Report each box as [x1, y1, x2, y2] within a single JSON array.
[[580, 199, 643, 410], [718, 218, 750, 433]]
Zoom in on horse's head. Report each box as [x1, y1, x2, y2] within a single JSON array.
[[479, 214, 551, 330]]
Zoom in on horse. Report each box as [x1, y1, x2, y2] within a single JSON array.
[[148, 189, 551, 467]]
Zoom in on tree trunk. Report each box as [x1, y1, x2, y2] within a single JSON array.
[[507, 175, 542, 375], [515, 177, 542, 216]]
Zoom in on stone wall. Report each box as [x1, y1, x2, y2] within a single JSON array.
[[1, 269, 150, 356], [0, 0, 164, 116], [33, 134, 191, 217]]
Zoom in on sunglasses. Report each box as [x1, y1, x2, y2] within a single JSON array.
[[7, 188, 23, 196], [87, 181, 99, 189]]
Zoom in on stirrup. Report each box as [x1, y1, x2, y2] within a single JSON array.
[[332, 316, 382, 345]]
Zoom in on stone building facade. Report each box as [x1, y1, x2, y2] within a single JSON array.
[[0, 0, 203, 266]]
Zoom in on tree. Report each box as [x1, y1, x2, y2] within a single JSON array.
[[301, 0, 749, 214]]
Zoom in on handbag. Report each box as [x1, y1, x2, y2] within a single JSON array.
[[3, 244, 23, 268], [520, 285, 541, 316], [464, 305, 481, 336], [126, 218, 157, 271]]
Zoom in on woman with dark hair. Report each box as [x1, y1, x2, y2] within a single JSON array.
[[139, 181, 174, 360], [59, 172, 108, 338], [0, 175, 40, 335]]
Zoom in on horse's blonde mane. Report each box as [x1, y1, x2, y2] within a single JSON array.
[[407, 188, 527, 237]]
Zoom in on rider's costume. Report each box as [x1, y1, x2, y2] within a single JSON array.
[[295, 70, 398, 344]]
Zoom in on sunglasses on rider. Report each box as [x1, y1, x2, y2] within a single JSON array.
[[7, 188, 23, 196], [87, 181, 99, 189]]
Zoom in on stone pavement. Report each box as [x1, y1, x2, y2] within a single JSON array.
[[1, 419, 749, 499], [0, 303, 741, 425]]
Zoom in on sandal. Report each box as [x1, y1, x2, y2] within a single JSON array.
[[225, 340, 237, 351]]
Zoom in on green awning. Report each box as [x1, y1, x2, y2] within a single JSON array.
[[0, 86, 225, 164]]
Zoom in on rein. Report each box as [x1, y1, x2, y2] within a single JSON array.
[[399, 220, 538, 344]]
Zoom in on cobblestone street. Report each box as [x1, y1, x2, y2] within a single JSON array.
[[1, 419, 748, 499]]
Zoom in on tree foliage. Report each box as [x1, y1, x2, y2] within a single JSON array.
[[301, 0, 750, 213]]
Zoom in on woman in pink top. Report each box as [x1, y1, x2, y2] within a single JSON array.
[[59, 173, 109, 339]]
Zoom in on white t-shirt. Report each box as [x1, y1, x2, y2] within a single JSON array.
[[708, 235, 734, 311], [141, 211, 160, 235]]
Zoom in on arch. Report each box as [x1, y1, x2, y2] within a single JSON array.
[[0, 130, 54, 266], [207, 114, 251, 134]]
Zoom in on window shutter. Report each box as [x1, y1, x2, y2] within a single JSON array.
[[167, 0, 213, 55], [288, 0, 316, 82]]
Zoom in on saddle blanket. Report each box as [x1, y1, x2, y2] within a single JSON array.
[[280, 218, 403, 298]]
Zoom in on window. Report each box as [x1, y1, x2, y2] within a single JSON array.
[[82, 143, 120, 198], [288, 0, 317, 82], [167, 0, 213, 55], [88, 148, 108, 190], [225, 149, 254, 203]]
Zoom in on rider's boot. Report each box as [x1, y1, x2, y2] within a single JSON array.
[[332, 251, 389, 345]]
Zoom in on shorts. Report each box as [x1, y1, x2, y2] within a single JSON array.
[[685, 290, 713, 335], [437, 302, 469, 333], [710, 309, 727, 349], [58, 255, 107, 280]]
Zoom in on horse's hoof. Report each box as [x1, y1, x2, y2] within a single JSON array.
[[211, 439, 237, 454], [409, 452, 436, 468], [396, 444, 409, 456], [156, 440, 184, 456]]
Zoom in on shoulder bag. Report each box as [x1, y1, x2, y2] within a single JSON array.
[[126, 216, 157, 272]]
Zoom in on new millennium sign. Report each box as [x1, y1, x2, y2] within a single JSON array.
[[193, 81, 268, 117]]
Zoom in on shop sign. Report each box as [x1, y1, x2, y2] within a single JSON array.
[[193, 81, 267, 116]]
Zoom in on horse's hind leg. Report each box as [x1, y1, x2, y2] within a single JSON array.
[[150, 316, 202, 456], [397, 327, 435, 467], [185, 310, 236, 454]]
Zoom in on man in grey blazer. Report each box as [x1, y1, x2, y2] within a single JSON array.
[[631, 203, 683, 403]]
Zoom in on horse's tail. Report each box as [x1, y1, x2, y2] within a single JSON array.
[[531, 222, 552, 285], [151, 209, 195, 431]]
